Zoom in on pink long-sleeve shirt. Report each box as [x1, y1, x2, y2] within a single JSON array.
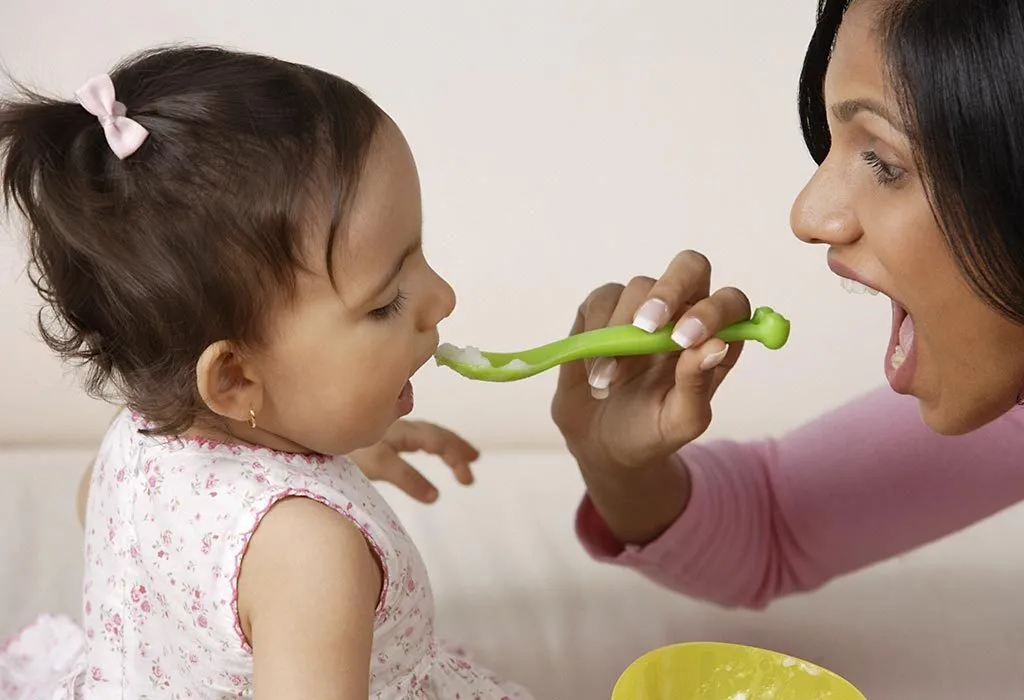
[[576, 386, 1024, 609]]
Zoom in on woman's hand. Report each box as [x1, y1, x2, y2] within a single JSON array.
[[348, 420, 478, 503], [552, 250, 750, 475]]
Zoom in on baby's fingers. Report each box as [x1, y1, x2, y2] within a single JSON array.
[[388, 458, 440, 503], [358, 447, 439, 503], [388, 420, 478, 485]]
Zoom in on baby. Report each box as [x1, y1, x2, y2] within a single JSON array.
[[0, 46, 530, 699]]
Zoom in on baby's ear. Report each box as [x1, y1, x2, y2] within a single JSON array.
[[195, 340, 262, 424]]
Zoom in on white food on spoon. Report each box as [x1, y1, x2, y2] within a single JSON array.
[[436, 343, 493, 368]]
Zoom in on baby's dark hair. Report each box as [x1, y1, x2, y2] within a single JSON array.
[[0, 46, 385, 434]]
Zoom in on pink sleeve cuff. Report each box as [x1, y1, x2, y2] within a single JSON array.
[[572, 445, 775, 608]]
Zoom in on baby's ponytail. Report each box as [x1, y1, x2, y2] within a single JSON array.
[[1, 84, 91, 226], [0, 80, 142, 392]]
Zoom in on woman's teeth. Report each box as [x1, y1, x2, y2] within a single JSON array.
[[841, 278, 879, 295], [891, 310, 915, 372], [890, 345, 906, 370]]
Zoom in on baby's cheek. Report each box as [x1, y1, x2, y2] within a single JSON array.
[[335, 352, 404, 405], [284, 340, 409, 440], [328, 390, 397, 451]]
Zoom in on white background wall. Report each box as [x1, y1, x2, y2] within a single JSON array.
[[0, 1, 887, 448]]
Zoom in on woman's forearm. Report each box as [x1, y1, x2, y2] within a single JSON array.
[[574, 452, 692, 546], [577, 387, 1024, 609]]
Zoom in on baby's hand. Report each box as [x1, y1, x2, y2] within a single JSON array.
[[348, 420, 479, 503]]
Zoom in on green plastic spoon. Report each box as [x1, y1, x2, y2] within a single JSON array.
[[434, 306, 790, 382]]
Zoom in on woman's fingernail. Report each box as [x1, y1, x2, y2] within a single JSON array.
[[588, 358, 617, 391], [633, 299, 669, 333], [700, 347, 729, 371], [589, 358, 616, 399], [672, 317, 706, 349]]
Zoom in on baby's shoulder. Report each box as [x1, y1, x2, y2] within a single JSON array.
[[92, 412, 407, 550]]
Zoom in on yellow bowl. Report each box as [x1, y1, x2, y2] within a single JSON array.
[[612, 642, 865, 700]]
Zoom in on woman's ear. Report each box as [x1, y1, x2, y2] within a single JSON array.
[[196, 341, 263, 424]]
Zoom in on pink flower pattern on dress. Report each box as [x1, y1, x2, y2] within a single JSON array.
[[0, 410, 530, 699]]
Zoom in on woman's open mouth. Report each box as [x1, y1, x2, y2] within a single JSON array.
[[837, 272, 918, 393]]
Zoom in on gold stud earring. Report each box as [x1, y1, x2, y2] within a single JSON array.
[[248, 408, 257, 430]]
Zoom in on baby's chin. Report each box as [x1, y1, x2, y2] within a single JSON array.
[[347, 416, 406, 453]]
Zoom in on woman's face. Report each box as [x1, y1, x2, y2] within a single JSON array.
[[790, 0, 1024, 435]]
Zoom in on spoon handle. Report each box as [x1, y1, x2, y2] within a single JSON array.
[[486, 306, 790, 368]]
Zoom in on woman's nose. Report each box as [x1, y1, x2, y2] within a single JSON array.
[[790, 160, 862, 246]]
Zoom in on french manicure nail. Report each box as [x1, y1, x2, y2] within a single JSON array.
[[700, 347, 729, 371], [633, 298, 669, 333], [672, 317, 706, 349], [588, 358, 617, 391], [590, 386, 610, 401]]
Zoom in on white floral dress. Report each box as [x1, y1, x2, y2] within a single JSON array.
[[0, 411, 531, 699]]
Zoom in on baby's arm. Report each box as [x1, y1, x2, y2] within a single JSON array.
[[76, 461, 93, 528], [238, 497, 381, 698], [349, 418, 479, 503], [78, 410, 125, 527]]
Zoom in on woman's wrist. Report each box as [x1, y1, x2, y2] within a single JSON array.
[[574, 449, 693, 547]]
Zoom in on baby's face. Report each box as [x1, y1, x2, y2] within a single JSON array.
[[253, 119, 455, 454]]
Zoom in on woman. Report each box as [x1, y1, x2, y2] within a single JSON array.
[[553, 0, 1024, 608]]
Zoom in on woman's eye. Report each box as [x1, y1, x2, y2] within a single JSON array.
[[861, 150, 904, 186]]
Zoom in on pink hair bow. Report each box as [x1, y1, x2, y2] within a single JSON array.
[[74, 74, 149, 159]]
